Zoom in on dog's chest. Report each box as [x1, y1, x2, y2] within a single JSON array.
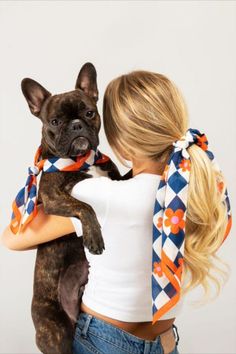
[[86, 165, 109, 178]]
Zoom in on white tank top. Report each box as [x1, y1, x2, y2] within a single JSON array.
[[70, 172, 184, 322]]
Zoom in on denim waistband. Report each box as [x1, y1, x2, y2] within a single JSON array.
[[75, 311, 180, 351]]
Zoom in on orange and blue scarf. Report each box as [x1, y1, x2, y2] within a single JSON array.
[[10, 147, 110, 234], [152, 128, 232, 324]]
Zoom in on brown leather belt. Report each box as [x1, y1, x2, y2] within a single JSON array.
[[159, 324, 179, 354]]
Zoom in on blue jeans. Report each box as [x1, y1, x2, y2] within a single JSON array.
[[73, 312, 180, 354]]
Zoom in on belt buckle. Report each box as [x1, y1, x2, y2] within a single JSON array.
[[159, 326, 176, 354]]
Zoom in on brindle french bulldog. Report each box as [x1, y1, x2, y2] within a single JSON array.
[[21, 62, 132, 354]]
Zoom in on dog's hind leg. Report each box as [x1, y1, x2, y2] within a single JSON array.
[[58, 259, 88, 324], [32, 301, 74, 354], [31, 238, 74, 354]]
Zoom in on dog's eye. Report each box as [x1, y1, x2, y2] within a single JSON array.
[[85, 111, 96, 119], [51, 119, 62, 126]]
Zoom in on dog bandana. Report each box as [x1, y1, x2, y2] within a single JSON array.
[[152, 128, 232, 324], [10, 146, 110, 234]]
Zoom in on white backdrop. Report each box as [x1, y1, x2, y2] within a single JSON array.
[[0, 1, 235, 353]]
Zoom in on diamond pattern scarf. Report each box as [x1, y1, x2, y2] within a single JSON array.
[[10, 146, 110, 234], [152, 128, 232, 324]]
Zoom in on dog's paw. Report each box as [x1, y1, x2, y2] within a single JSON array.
[[83, 224, 105, 255]]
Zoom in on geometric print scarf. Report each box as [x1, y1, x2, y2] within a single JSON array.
[[10, 146, 110, 234], [152, 128, 232, 325]]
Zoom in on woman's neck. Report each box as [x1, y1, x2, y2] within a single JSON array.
[[131, 158, 165, 177]]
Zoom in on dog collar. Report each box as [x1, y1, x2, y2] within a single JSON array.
[[10, 146, 110, 234]]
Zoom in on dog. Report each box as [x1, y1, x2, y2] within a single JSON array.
[[21, 62, 132, 354]]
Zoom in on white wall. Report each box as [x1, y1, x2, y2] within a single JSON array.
[[0, 1, 235, 353]]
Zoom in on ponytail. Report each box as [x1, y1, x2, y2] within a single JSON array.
[[182, 144, 231, 305]]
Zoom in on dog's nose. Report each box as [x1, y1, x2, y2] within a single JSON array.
[[70, 119, 83, 131]]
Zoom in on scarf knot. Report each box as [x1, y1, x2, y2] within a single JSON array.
[[172, 128, 208, 159], [28, 166, 40, 176]]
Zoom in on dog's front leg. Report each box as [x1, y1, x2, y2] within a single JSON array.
[[39, 174, 105, 255]]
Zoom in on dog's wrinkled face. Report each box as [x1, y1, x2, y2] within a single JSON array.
[[21, 63, 100, 157], [40, 89, 100, 157]]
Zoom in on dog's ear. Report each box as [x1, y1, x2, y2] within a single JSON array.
[[75, 62, 99, 102], [21, 78, 51, 118]]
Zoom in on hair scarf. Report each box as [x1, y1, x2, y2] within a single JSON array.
[[10, 147, 110, 234], [152, 128, 232, 324]]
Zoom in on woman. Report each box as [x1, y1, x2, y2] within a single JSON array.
[[1, 70, 231, 354]]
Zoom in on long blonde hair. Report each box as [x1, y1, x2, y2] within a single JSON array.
[[103, 70, 230, 306]]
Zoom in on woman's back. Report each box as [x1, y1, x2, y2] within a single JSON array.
[[70, 173, 184, 322]]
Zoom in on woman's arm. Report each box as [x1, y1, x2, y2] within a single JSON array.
[[1, 176, 110, 251], [0, 204, 75, 251]]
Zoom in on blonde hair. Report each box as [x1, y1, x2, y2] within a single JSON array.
[[103, 70, 230, 307]]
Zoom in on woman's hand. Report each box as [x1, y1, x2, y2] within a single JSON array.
[[0, 204, 75, 251]]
